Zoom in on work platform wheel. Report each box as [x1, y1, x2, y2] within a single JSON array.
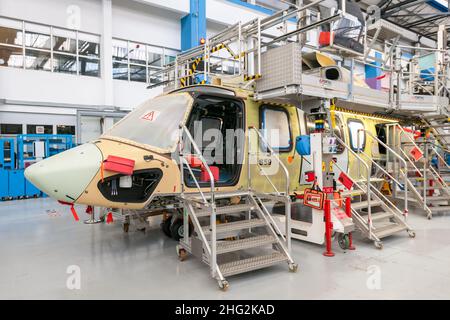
[[408, 230, 416, 238], [218, 280, 229, 291], [374, 241, 383, 250], [427, 215, 432, 220], [170, 219, 193, 241], [288, 263, 298, 273], [161, 215, 172, 237], [176, 245, 187, 261], [338, 234, 350, 250], [123, 223, 130, 233]]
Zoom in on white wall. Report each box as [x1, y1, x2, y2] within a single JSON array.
[[0, 0, 103, 34], [112, 0, 181, 49], [0, 67, 105, 106], [113, 79, 162, 110]]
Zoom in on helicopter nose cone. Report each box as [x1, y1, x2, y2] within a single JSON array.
[[25, 143, 102, 203]]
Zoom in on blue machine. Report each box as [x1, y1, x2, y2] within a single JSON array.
[[295, 135, 311, 156], [0, 138, 15, 170], [0, 170, 8, 200], [8, 169, 25, 198], [17, 134, 74, 169], [25, 179, 40, 198], [0, 134, 74, 200]]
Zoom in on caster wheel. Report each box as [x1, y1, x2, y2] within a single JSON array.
[[288, 263, 298, 273], [176, 245, 187, 261], [427, 215, 432, 220], [218, 280, 229, 291], [408, 230, 416, 238], [170, 219, 193, 241], [374, 241, 383, 250], [123, 223, 130, 233], [161, 215, 173, 238], [338, 234, 350, 250]]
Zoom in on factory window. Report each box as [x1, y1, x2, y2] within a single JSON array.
[[25, 49, 52, 71], [0, 124, 23, 134], [0, 45, 23, 68], [53, 53, 77, 74], [26, 125, 53, 134], [78, 56, 100, 77], [112, 38, 179, 84], [0, 18, 24, 68], [260, 106, 292, 152], [348, 119, 365, 152], [0, 17, 100, 77], [56, 125, 75, 135]]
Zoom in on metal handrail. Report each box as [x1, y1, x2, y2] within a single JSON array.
[[248, 126, 290, 196], [178, 125, 219, 279], [333, 135, 374, 238], [247, 126, 292, 251], [358, 128, 409, 214], [390, 124, 423, 178]]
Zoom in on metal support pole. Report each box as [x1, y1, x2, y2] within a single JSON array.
[[84, 206, 102, 224]]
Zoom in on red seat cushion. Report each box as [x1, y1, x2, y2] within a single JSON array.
[[200, 166, 219, 182]]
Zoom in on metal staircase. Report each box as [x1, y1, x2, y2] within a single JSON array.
[[176, 125, 297, 290], [333, 134, 414, 248], [387, 123, 450, 219]]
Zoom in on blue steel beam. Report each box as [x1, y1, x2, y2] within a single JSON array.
[[181, 0, 206, 51]]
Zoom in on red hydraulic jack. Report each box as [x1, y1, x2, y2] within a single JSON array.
[[323, 197, 356, 257], [345, 197, 356, 251], [323, 199, 334, 257]]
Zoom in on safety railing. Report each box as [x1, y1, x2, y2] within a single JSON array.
[[178, 124, 222, 280], [332, 135, 374, 239], [387, 124, 424, 178], [358, 128, 409, 215], [247, 126, 290, 196], [247, 126, 292, 251]]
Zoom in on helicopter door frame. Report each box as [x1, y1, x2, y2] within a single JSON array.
[[184, 93, 245, 188]]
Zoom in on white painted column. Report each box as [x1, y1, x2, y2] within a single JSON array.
[[101, 0, 113, 107]]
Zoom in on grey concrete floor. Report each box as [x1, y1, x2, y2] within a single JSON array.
[[1, 198, 450, 299]]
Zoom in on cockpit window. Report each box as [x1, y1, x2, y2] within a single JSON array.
[[102, 93, 193, 152]]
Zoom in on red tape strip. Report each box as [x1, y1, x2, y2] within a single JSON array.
[[70, 205, 79, 221]]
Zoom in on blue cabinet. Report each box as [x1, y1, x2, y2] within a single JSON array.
[[0, 170, 8, 199], [25, 179, 40, 197], [9, 169, 25, 198]]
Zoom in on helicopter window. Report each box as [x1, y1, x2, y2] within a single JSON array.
[[260, 106, 292, 152], [348, 119, 365, 152], [102, 93, 192, 152], [375, 124, 387, 155], [184, 95, 244, 187]]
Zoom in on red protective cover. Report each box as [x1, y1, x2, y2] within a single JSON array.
[[319, 31, 332, 46], [103, 155, 135, 175], [410, 147, 423, 161], [185, 154, 203, 168], [338, 172, 354, 190], [200, 166, 219, 182]]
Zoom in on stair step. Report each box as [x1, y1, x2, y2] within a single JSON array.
[[219, 252, 287, 277], [341, 189, 366, 197], [429, 205, 450, 213], [202, 219, 266, 235], [426, 196, 450, 202], [216, 235, 277, 254], [355, 178, 385, 183], [371, 211, 394, 222], [352, 200, 383, 210], [374, 223, 407, 239], [186, 191, 250, 201], [196, 204, 255, 217]]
